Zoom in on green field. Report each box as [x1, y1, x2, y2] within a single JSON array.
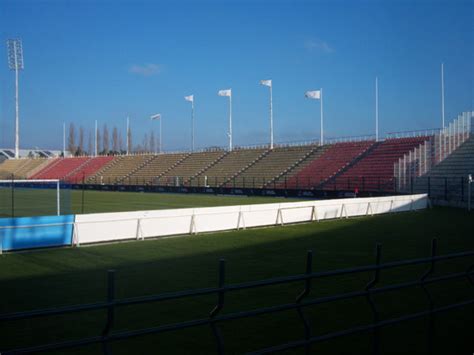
[[0, 188, 301, 217], [0, 206, 473, 354]]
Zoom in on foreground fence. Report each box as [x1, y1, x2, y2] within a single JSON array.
[[0, 238, 472, 354]]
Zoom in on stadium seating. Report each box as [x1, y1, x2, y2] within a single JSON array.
[[0, 158, 51, 179], [66, 156, 115, 183], [158, 150, 227, 186], [124, 153, 189, 185], [87, 155, 151, 184], [332, 137, 430, 191], [227, 145, 319, 188], [280, 141, 375, 189], [31, 157, 90, 180], [194, 148, 269, 187]]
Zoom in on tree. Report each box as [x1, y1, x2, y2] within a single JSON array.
[[78, 126, 84, 155], [118, 130, 124, 153], [96, 129, 101, 155], [143, 133, 149, 153], [88, 130, 93, 155], [68, 123, 76, 155], [102, 124, 109, 154], [112, 126, 119, 153], [149, 131, 156, 154]]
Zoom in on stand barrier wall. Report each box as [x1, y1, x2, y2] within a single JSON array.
[[0, 215, 75, 252], [73, 194, 428, 245]]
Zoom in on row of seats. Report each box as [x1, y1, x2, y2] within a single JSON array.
[[280, 141, 375, 189], [333, 137, 429, 191], [31, 157, 90, 180], [0, 158, 50, 179]]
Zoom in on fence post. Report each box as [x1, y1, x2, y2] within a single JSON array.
[[296, 250, 313, 355], [366, 244, 382, 355], [210, 259, 226, 355], [101, 270, 116, 355]]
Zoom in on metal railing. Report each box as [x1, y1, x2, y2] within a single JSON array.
[[0, 239, 472, 354], [395, 112, 473, 190]]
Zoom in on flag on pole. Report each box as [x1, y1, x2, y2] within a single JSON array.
[[150, 113, 161, 120], [260, 79, 272, 87], [218, 89, 232, 97], [305, 90, 321, 99], [184, 95, 194, 102]]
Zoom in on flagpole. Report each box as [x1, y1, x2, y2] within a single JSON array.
[[270, 85, 273, 149], [376, 77, 379, 142], [160, 117, 162, 154], [63, 122, 66, 157], [320, 88, 324, 146], [229, 94, 233, 152], [94, 120, 98, 156], [441, 62, 445, 129], [126, 116, 130, 155], [192, 100, 195, 152]]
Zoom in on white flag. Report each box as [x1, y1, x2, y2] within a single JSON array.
[[184, 95, 194, 102], [218, 89, 232, 97], [305, 90, 321, 99], [150, 113, 161, 120], [260, 79, 272, 87]]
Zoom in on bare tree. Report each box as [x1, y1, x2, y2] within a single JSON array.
[[88, 130, 93, 155], [68, 123, 76, 155], [97, 129, 101, 155], [118, 130, 124, 153], [103, 124, 109, 154], [149, 131, 156, 154], [143, 133, 149, 153], [112, 126, 119, 153], [78, 126, 84, 154]]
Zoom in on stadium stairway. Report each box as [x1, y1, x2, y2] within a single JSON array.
[[66, 156, 115, 183], [413, 135, 474, 204], [121, 153, 189, 185], [332, 137, 430, 192], [280, 141, 375, 189], [265, 145, 327, 188], [158, 150, 227, 187], [193, 148, 269, 187], [186, 151, 230, 186], [29, 158, 61, 179], [31, 157, 90, 180], [224, 146, 318, 189], [0, 158, 51, 179], [219, 149, 271, 188]]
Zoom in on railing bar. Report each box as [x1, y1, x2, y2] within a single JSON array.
[[247, 299, 474, 354], [1, 263, 472, 322], [5, 297, 473, 355]]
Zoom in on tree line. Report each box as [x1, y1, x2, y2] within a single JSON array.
[[67, 123, 158, 156]]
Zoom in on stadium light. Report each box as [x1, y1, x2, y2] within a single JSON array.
[[218, 89, 232, 151], [150, 114, 162, 153], [126, 116, 130, 155], [260, 80, 273, 149], [184, 95, 195, 151], [7, 39, 24, 159], [95, 120, 98, 156], [305, 88, 324, 146]]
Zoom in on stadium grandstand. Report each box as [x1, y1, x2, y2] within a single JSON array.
[[0, 111, 472, 206]]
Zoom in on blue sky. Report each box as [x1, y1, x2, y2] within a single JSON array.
[[0, 0, 472, 151]]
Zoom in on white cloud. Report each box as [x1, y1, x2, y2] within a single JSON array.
[[129, 63, 161, 76], [304, 38, 334, 54]]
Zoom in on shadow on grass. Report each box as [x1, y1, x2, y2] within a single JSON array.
[[0, 207, 473, 354]]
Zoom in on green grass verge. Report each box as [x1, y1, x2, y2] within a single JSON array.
[[0, 207, 472, 354]]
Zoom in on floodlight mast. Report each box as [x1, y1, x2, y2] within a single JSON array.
[[7, 39, 24, 159]]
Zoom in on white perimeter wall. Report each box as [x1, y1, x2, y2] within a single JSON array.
[[73, 194, 428, 245]]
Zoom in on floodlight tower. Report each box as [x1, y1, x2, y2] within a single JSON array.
[[7, 39, 24, 159]]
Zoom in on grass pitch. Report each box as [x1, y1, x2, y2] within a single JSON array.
[[0, 207, 472, 354], [0, 188, 301, 217]]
